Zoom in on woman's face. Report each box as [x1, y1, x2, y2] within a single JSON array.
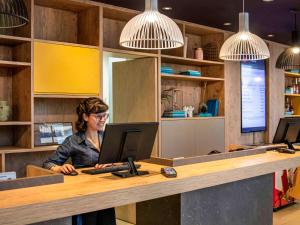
[[84, 112, 109, 131]]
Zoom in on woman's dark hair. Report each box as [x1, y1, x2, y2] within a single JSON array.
[[76, 97, 108, 132]]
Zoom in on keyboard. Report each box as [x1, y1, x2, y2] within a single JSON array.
[[81, 164, 141, 175]]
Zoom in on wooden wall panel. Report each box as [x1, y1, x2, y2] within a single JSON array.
[[34, 5, 78, 43], [224, 61, 265, 148], [0, 127, 13, 147], [224, 41, 287, 148], [12, 67, 31, 121], [78, 7, 99, 46], [266, 42, 286, 143], [112, 58, 157, 123], [5, 151, 54, 178], [34, 98, 81, 130], [0, 68, 12, 107], [103, 18, 126, 49]]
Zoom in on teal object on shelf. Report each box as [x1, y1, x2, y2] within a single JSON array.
[[207, 99, 219, 116], [179, 70, 201, 76], [199, 113, 213, 117], [161, 66, 174, 74], [163, 110, 186, 118]]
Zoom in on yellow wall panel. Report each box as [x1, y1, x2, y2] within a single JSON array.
[[34, 41, 100, 95]]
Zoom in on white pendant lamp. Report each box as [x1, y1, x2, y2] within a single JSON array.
[[276, 11, 300, 70], [219, 0, 270, 61], [119, 0, 184, 50]]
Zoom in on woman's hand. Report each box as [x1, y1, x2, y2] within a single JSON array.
[[94, 163, 113, 169], [51, 164, 75, 174]]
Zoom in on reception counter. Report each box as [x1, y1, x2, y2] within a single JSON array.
[[1, 151, 300, 225]]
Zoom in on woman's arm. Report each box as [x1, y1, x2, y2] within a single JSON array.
[[43, 137, 75, 174]]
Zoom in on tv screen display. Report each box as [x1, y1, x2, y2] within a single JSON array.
[[241, 60, 266, 133]]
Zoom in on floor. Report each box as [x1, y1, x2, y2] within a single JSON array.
[[116, 201, 300, 225], [273, 201, 300, 225]]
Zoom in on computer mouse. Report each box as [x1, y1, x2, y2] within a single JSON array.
[[68, 170, 78, 176]]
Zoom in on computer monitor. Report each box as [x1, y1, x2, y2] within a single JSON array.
[[273, 117, 300, 150], [98, 122, 159, 177]]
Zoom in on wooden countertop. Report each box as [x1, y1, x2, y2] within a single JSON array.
[[1, 151, 300, 225]]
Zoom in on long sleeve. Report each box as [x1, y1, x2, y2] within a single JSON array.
[[43, 137, 73, 170]]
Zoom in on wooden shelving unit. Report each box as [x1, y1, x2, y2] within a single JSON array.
[[34, 94, 98, 99], [0, 60, 31, 68], [161, 73, 224, 82], [161, 55, 224, 66], [284, 72, 300, 116], [34, 39, 99, 49], [0, 35, 31, 45], [161, 116, 225, 121], [285, 72, 300, 78], [0, 121, 31, 126], [0, 0, 227, 173], [285, 94, 300, 97]]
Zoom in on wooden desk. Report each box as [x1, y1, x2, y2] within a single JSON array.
[[1, 151, 300, 225]]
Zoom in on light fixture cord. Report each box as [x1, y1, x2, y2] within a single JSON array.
[[295, 12, 297, 30], [243, 0, 245, 13], [145, 0, 158, 11]]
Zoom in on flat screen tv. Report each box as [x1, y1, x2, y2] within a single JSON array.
[[241, 60, 266, 133]]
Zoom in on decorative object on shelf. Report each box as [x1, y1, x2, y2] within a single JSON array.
[[276, 10, 300, 70], [0, 100, 10, 121], [119, 0, 184, 50], [203, 43, 219, 61], [183, 36, 188, 58], [0, 0, 29, 28], [34, 122, 73, 146], [285, 97, 294, 116], [219, 0, 270, 61], [161, 88, 183, 112], [183, 105, 194, 118], [199, 81, 208, 113], [194, 47, 203, 60]]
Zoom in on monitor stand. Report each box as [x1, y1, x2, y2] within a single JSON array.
[[112, 157, 149, 178], [285, 139, 296, 150]]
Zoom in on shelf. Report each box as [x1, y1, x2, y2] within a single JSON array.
[[34, 39, 98, 49], [0, 121, 31, 126], [0, 146, 32, 154], [161, 73, 224, 82], [33, 145, 58, 152], [285, 115, 300, 118], [103, 47, 159, 58], [0, 60, 31, 68], [0, 146, 57, 154], [161, 55, 224, 66], [0, 35, 31, 45], [161, 116, 225, 121], [285, 72, 300, 78], [34, 94, 99, 99], [285, 94, 300, 97]]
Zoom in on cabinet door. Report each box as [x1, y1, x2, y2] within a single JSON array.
[[34, 41, 100, 95], [161, 118, 225, 158], [112, 57, 157, 123]]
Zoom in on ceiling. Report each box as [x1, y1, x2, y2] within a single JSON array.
[[97, 0, 300, 46]]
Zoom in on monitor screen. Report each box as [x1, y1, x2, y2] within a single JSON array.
[[241, 60, 266, 133]]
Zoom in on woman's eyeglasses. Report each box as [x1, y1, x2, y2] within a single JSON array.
[[90, 113, 109, 121]]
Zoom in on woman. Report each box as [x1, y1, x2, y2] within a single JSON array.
[[43, 97, 116, 225]]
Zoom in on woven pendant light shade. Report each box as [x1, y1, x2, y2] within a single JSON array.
[[219, 12, 270, 61], [0, 0, 29, 28], [276, 12, 300, 70], [276, 47, 300, 70], [119, 0, 184, 50]]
